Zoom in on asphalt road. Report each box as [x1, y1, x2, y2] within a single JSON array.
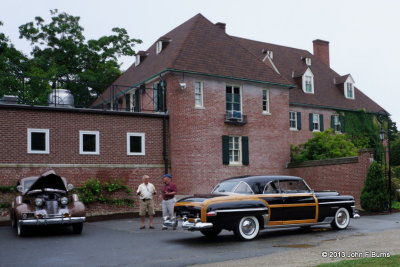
[[0, 213, 399, 267]]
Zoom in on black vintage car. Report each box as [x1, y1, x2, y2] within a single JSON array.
[[10, 170, 86, 236], [164, 175, 359, 240]]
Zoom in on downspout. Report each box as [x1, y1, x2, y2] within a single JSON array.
[[161, 77, 169, 174]]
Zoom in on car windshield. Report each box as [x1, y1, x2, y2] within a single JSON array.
[[212, 180, 240, 193]]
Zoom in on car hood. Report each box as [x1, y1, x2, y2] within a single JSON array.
[[25, 170, 67, 195]]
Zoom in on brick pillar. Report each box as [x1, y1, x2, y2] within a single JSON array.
[[313, 39, 330, 67]]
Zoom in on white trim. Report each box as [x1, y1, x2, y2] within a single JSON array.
[[312, 113, 321, 132], [135, 55, 140, 67], [156, 41, 163, 54], [289, 111, 297, 130], [302, 68, 314, 94], [262, 88, 270, 114], [226, 84, 242, 114], [229, 136, 242, 165], [344, 75, 355, 99], [127, 133, 145, 156], [79, 131, 100, 155], [194, 81, 204, 108], [27, 128, 49, 154]]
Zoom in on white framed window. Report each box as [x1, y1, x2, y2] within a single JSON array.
[[27, 129, 49, 154], [289, 111, 297, 130], [262, 89, 270, 114], [127, 133, 145, 155], [156, 41, 163, 54], [79, 131, 99, 155], [312, 114, 320, 131], [332, 115, 342, 133], [194, 81, 204, 108], [226, 84, 242, 118], [302, 68, 314, 94], [345, 82, 354, 99], [229, 136, 241, 164]]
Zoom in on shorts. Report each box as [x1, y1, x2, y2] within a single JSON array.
[[139, 199, 155, 216]]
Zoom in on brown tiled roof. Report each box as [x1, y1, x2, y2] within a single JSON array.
[[232, 36, 384, 113], [94, 14, 292, 106], [335, 74, 350, 84]]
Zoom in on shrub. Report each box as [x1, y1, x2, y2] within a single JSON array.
[[290, 129, 358, 163], [360, 161, 389, 212]]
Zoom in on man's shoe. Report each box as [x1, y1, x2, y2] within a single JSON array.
[[162, 226, 168, 230], [140, 226, 145, 229]]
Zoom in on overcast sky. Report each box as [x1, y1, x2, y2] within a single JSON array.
[[1, 0, 399, 126]]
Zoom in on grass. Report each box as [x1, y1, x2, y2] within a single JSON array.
[[314, 255, 400, 267]]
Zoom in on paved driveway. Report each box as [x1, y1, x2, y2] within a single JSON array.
[[0, 213, 399, 267]]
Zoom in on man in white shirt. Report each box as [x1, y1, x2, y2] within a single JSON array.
[[136, 175, 156, 229]]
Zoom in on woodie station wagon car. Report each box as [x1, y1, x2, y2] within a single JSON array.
[[164, 176, 360, 240]]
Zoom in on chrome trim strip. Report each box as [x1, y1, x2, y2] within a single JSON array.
[[319, 201, 354, 205], [215, 207, 268, 213], [266, 217, 334, 228], [19, 217, 86, 226]]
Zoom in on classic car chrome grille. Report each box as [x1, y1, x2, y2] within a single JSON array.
[[45, 201, 59, 216], [175, 206, 200, 218]]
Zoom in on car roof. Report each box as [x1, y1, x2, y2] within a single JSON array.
[[221, 175, 303, 184]]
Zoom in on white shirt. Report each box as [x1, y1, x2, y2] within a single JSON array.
[[137, 182, 156, 200]]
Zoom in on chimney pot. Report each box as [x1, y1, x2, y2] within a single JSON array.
[[215, 22, 226, 32], [313, 39, 330, 67]]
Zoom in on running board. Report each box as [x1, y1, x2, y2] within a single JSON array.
[[264, 217, 334, 229]]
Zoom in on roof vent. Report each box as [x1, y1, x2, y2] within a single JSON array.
[[305, 57, 311, 66], [262, 49, 273, 60], [135, 51, 149, 66]]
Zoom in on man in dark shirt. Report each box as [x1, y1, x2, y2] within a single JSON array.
[[161, 174, 177, 230]]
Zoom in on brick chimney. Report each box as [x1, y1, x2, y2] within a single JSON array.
[[313, 39, 330, 67], [215, 22, 226, 32]]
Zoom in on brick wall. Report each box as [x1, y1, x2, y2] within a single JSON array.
[[287, 149, 374, 205], [0, 106, 168, 219], [166, 73, 292, 194]]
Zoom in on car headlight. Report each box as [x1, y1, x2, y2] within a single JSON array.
[[61, 197, 69, 205], [35, 198, 44, 207]]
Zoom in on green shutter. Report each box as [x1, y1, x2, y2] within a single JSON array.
[[331, 115, 335, 129], [309, 113, 313, 131], [340, 116, 345, 133], [222, 135, 230, 165], [320, 114, 324, 131], [242, 136, 249, 165], [297, 112, 302, 130]]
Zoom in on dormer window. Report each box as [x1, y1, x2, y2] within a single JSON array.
[[343, 75, 355, 99], [305, 58, 312, 66], [135, 55, 141, 67], [345, 82, 354, 99], [156, 41, 163, 54], [302, 68, 314, 94], [156, 37, 171, 54]]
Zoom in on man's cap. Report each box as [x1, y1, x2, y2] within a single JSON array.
[[163, 174, 172, 179]]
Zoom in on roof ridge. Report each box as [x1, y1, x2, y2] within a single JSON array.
[[169, 14, 206, 69], [228, 35, 293, 86]]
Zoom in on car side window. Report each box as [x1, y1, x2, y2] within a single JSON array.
[[263, 182, 279, 194], [233, 182, 254, 195], [278, 180, 310, 193]]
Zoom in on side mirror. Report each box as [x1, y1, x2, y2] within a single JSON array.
[[67, 184, 74, 191], [16, 185, 23, 193]]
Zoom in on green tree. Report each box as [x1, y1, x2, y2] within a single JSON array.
[[290, 129, 358, 163], [17, 9, 142, 106], [390, 134, 400, 166], [0, 21, 28, 99], [360, 161, 389, 212]]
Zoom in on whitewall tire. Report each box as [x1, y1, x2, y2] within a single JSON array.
[[331, 207, 350, 230], [234, 216, 260, 241]]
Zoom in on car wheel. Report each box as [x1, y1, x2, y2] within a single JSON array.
[[17, 221, 26, 237], [72, 222, 83, 234], [331, 207, 350, 230], [200, 228, 222, 238], [234, 216, 260, 241]]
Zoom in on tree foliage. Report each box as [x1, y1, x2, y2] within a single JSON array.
[[1, 10, 141, 106], [390, 133, 400, 166], [360, 161, 389, 212], [290, 129, 358, 163]]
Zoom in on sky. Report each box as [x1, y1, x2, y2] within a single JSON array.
[[1, 0, 399, 126]]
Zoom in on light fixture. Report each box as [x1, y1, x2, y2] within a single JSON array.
[[179, 82, 186, 89], [379, 128, 385, 142]]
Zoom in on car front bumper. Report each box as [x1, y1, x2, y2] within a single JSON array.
[[163, 217, 213, 231], [19, 217, 86, 226]]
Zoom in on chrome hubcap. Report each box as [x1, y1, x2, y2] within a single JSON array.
[[337, 211, 348, 226], [241, 218, 256, 236]]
